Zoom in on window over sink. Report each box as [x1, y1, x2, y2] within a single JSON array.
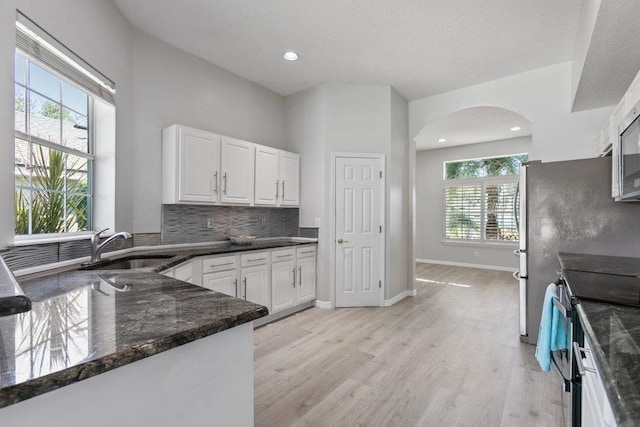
[[14, 12, 116, 240]]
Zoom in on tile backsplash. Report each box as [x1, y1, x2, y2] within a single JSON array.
[[1, 207, 318, 272], [162, 205, 301, 244]]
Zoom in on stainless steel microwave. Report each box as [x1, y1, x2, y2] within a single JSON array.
[[617, 101, 640, 201]]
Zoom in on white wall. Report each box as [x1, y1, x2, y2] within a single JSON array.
[[389, 88, 411, 299], [286, 83, 412, 303], [131, 31, 286, 232], [409, 62, 612, 163], [415, 137, 531, 269], [0, 0, 134, 246]]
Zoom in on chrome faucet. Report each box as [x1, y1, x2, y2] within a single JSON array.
[[90, 228, 132, 263]]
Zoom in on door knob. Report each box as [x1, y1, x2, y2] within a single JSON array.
[[337, 238, 349, 243]]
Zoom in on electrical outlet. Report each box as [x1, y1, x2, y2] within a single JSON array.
[[206, 218, 215, 229], [474, 250, 479, 258]]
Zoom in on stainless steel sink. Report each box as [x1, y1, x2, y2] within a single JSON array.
[[84, 255, 175, 270]]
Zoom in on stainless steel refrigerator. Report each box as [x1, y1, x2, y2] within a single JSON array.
[[516, 157, 640, 344]]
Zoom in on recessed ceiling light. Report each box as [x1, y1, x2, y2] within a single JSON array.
[[283, 51, 299, 61], [510, 126, 521, 132], [438, 138, 446, 143]]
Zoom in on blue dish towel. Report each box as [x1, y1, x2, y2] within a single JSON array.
[[535, 283, 570, 372]]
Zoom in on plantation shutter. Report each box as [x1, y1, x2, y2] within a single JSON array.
[[445, 185, 482, 240], [16, 11, 116, 104], [484, 183, 518, 241]]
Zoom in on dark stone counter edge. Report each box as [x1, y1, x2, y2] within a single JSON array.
[[0, 305, 268, 410], [576, 303, 635, 427], [0, 257, 31, 317], [79, 240, 318, 273]]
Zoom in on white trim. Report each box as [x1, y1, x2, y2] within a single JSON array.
[[330, 152, 386, 308], [314, 300, 333, 309], [416, 258, 516, 272], [409, 289, 417, 297], [383, 290, 412, 306]]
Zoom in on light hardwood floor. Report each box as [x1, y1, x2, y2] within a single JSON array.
[[254, 263, 565, 427]]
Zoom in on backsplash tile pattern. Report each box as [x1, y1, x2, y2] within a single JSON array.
[[162, 205, 301, 244], [2, 205, 312, 271]]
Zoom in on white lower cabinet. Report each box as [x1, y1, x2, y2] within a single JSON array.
[[165, 245, 316, 319], [581, 336, 617, 427], [241, 264, 270, 310], [297, 255, 316, 303], [271, 259, 296, 313], [162, 259, 197, 285], [202, 269, 238, 296]]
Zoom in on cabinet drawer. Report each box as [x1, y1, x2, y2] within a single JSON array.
[[271, 248, 295, 262], [296, 246, 316, 258], [240, 251, 269, 267], [202, 255, 237, 274]]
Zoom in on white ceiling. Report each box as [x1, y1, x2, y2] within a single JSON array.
[[111, 0, 583, 101], [415, 107, 532, 151]]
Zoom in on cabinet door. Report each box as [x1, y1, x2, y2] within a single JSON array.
[[241, 265, 270, 310], [179, 127, 220, 203], [221, 137, 254, 204], [174, 261, 194, 284], [297, 256, 316, 303], [280, 151, 300, 206], [255, 145, 280, 206], [271, 261, 296, 313], [202, 270, 238, 297]]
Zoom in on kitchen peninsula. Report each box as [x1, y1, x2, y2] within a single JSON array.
[[0, 241, 293, 427]]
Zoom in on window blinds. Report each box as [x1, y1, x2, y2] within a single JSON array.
[[15, 11, 116, 105]]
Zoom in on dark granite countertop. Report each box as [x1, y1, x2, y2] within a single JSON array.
[[0, 239, 316, 409], [79, 239, 317, 273], [559, 252, 640, 426]]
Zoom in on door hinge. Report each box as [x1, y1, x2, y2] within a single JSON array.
[[379, 280, 382, 288], [379, 171, 382, 178], [379, 225, 382, 233]]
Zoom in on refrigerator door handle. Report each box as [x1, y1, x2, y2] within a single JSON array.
[[514, 180, 520, 232]]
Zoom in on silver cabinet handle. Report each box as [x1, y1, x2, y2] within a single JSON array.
[[301, 250, 315, 254], [572, 342, 596, 376], [223, 172, 227, 194], [247, 257, 266, 262], [243, 277, 247, 299], [213, 171, 218, 194], [234, 278, 238, 296], [298, 266, 302, 286], [513, 249, 520, 257], [282, 180, 285, 201], [212, 262, 234, 268], [292, 267, 296, 287], [276, 180, 279, 200], [277, 254, 292, 258]]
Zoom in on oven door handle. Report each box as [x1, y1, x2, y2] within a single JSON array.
[[552, 298, 568, 318]]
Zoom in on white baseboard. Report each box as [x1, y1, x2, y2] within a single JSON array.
[[384, 290, 412, 307], [416, 258, 516, 272], [409, 289, 417, 297], [315, 300, 333, 309]]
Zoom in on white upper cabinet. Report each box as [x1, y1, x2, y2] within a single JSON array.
[[163, 124, 298, 207], [255, 146, 300, 207], [279, 151, 300, 206], [254, 145, 280, 206], [162, 125, 220, 204], [221, 137, 255, 205]]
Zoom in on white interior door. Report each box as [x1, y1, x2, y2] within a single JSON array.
[[335, 156, 383, 307]]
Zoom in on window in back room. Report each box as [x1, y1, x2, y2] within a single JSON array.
[[443, 153, 528, 243]]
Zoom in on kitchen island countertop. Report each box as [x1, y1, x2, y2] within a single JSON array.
[[0, 238, 316, 409]]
